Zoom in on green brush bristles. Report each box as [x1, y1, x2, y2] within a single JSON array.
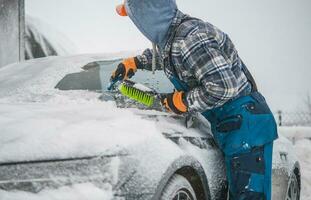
[[119, 83, 155, 107]]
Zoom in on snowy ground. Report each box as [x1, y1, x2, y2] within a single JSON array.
[[278, 126, 311, 200]]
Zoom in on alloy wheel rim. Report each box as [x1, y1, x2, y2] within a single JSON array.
[[285, 174, 299, 200], [173, 189, 194, 200]]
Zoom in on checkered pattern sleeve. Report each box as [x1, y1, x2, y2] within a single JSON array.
[[136, 48, 162, 71], [180, 33, 239, 112]]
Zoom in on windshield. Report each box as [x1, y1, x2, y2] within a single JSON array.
[[56, 59, 174, 92], [55, 59, 175, 108]]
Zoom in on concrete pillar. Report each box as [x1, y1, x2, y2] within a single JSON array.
[[0, 0, 25, 68]]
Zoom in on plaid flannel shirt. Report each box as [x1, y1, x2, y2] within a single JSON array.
[[137, 11, 251, 112]]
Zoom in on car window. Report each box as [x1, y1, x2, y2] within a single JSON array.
[[55, 59, 175, 93]]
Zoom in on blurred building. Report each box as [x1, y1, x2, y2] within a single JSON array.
[[0, 0, 25, 68]]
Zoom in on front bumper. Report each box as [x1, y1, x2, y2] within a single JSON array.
[[0, 155, 119, 193]]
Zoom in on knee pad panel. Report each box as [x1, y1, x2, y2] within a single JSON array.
[[231, 147, 265, 174], [229, 148, 266, 197], [239, 191, 265, 200]]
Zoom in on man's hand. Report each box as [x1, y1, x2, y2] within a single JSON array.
[[110, 57, 139, 82], [161, 91, 188, 115]]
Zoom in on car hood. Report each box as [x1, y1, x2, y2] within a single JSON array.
[[0, 100, 208, 164], [0, 54, 210, 164]]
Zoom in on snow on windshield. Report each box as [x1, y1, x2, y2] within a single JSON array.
[[0, 53, 135, 103]]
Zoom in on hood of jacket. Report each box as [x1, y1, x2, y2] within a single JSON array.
[[125, 0, 178, 48]]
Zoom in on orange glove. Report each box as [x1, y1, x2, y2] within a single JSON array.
[[162, 92, 188, 115], [111, 57, 139, 82]]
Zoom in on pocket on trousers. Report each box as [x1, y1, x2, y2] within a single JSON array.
[[216, 115, 243, 133], [213, 114, 246, 155]]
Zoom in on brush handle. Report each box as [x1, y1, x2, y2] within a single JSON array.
[[107, 77, 123, 91], [107, 80, 117, 91]]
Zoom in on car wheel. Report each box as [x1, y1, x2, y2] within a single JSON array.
[[161, 174, 197, 200], [285, 172, 300, 200]]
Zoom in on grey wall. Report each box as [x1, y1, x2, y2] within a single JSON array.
[[0, 0, 25, 68]]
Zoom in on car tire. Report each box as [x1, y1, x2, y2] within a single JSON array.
[[160, 174, 197, 200], [285, 172, 300, 200]]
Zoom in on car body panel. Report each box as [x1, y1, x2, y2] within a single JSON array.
[[0, 55, 300, 199]]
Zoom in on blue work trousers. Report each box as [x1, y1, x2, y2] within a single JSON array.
[[202, 92, 278, 200]]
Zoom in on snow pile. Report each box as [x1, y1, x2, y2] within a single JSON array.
[[0, 183, 113, 200], [278, 126, 311, 141]]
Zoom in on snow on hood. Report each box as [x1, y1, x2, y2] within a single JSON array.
[[125, 0, 177, 47], [0, 98, 202, 163], [0, 101, 165, 163], [0, 54, 201, 163]]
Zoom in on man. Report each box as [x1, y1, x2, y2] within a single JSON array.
[[111, 0, 278, 199]]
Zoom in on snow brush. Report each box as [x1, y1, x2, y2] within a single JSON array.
[[118, 80, 161, 107], [118, 80, 198, 128]]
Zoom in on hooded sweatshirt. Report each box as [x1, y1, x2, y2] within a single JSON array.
[[126, 2, 251, 112], [125, 0, 177, 48]]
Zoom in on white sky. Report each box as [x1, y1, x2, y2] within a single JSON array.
[[26, 0, 311, 112]]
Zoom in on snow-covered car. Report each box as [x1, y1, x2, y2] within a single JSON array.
[[25, 16, 77, 60], [0, 54, 300, 200]]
